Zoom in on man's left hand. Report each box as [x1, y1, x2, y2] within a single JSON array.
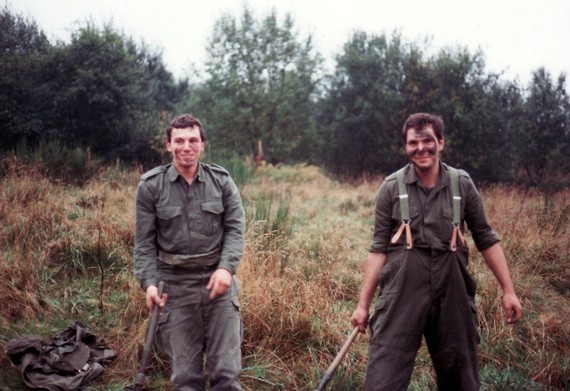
[[207, 268, 232, 299]]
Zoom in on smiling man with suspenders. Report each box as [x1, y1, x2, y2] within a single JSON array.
[[350, 113, 523, 390]]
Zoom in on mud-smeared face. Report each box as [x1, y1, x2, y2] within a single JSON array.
[[404, 125, 444, 172]]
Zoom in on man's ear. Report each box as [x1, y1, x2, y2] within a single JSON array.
[[438, 138, 445, 152]]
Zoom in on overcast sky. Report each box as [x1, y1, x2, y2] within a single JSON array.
[[8, 0, 570, 86]]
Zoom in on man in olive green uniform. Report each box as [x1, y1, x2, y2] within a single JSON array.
[[134, 114, 245, 390], [350, 113, 523, 390]]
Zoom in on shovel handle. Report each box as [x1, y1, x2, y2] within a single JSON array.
[[315, 326, 360, 391], [135, 281, 165, 385]]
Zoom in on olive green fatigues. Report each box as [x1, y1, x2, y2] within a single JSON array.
[[134, 163, 245, 391], [365, 163, 499, 391]]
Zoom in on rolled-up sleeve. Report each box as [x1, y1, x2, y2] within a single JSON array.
[[462, 176, 500, 251], [134, 181, 158, 291], [368, 180, 395, 253]]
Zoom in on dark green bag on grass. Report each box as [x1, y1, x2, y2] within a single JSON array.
[[6, 321, 116, 391]]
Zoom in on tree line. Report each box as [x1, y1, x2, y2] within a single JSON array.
[[1, 5, 568, 193]]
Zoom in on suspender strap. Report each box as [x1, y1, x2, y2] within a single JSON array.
[[391, 164, 465, 252], [447, 166, 465, 251], [449, 166, 461, 226], [396, 167, 410, 222], [391, 166, 413, 249]]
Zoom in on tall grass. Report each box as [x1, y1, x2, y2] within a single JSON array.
[[0, 158, 568, 390], [7, 139, 104, 185], [204, 151, 256, 188]]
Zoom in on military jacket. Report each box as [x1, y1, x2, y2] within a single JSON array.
[[134, 162, 245, 290], [369, 162, 500, 253]]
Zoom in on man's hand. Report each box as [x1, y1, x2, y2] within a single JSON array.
[[502, 292, 523, 324], [207, 268, 232, 299], [350, 306, 369, 332], [145, 284, 167, 312]]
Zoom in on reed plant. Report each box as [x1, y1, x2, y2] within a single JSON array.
[[9, 140, 103, 185], [0, 158, 568, 390]]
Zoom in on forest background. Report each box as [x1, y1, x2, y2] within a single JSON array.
[[1, 4, 568, 390]]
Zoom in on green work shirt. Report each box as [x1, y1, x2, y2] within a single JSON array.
[[134, 162, 245, 291], [369, 162, 500, 253]]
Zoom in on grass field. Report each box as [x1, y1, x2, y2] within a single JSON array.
[[1, 158, 568, 390]]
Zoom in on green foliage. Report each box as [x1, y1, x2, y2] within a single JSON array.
[[7, 140, 102, 185], [203, 150, 256, 188], [45, 23, 186, 163], [518, 69, 570, 203], [0, 6, 52, 148], [424, 49, 523, 183], [319, 31, 526, 183], [0, 6, 187, 166], [245, 190, 293, 275], [319, 31, 410, 176], [256, 163, 315, 184], [247, 193, 292, 242], [480, 364, 543, 390], [182, 6, 323, 164], [2, 3, 569, 188]]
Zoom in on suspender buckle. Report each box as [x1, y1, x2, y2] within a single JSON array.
[[391, 220, 413, 250], [449, 223, 465, 252]]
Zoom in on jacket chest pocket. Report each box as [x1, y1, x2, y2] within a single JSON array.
[[156, 205, 185, 241], [201, 201, 224, 234], [391, 203, 420, 223]]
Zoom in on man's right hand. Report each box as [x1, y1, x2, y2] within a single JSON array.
[[350, 307, 369, 332], [145, 285, 167, 312]]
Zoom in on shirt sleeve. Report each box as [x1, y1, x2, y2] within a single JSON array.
[[133, 180, 158, 291], [461, 174, 501, 251], [368, 179, 395, 253], [218, 175, 245, 274]]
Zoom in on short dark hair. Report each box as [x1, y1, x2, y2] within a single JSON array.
[[167, 113, 206, 142], [402, 113, 444, 143]]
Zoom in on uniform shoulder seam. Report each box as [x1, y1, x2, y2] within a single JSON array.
[[384, 168, 402, 182], [206, 163, 230, 176], [141, 166, 167, 181], [443, 163, 469, 178], [457, 168, 470, 178]]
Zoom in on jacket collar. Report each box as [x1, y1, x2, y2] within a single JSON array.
[[166, 162, 205, 183], [403, 161, 451, 188]]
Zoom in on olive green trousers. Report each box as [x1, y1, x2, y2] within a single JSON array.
[[157, 269, 242, 391], [365, 246, 480, 391]]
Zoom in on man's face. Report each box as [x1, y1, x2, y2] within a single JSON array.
[[166, 126, 205, 170], [404, 125, 444, 172]]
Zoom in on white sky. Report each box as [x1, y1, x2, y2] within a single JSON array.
[[7, 0, 570, 87]]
